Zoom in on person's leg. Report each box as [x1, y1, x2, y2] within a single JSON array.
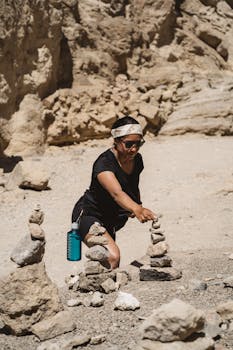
[[84, 230, 120, 269]]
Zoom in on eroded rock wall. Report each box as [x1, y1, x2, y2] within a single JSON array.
[[1, 0, 233, 155]]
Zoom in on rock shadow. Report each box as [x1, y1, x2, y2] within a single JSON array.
[[0, 155, 23, 173]]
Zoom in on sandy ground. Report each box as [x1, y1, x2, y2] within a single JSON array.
[[1, 134, 233, 349], [0, 134, 233, 286]]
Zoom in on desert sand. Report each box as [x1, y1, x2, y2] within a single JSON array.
[[1, 134, 232, 287]]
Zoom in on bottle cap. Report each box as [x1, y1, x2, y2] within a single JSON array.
[[71, 222, 78, 230]]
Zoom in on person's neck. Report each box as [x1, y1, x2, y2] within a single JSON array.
[[111, 147, 133, 165]]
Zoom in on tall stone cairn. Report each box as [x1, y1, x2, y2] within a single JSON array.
[[67, 222, 130, 294], [139, 217, 182, 281]]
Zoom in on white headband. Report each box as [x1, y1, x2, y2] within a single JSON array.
[[111, 124, 143, 138]]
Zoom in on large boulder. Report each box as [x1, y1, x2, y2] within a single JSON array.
[[6, 160, 50, 191], [140, 299, 205, 342], [0, 262, 63, 335]]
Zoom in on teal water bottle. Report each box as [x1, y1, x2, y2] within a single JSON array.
[[67, 222, 82, 261]]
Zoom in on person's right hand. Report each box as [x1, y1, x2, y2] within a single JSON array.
[[133, 206, 156, 223]]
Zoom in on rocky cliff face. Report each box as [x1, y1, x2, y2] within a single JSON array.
[[0, 0, 233, 155]]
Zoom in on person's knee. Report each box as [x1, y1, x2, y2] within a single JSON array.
[[108, 249, 120, 269]]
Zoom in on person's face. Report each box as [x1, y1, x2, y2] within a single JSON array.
[[115, 134, 145, 160]]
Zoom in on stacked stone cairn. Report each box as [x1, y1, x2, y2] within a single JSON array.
[[10, 204, 46, 266], [0, 205, 70, 339], [139, 217, 182, 281], [69, 222, 130, 295]]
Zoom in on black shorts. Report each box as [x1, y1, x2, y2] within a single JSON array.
[[72, 200, 128, 241]]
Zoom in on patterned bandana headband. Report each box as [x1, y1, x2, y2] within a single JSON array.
[[111, 124, 143, 138]]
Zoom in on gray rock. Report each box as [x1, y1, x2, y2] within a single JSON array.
[[31, 311, 76, 341], [138, 337, 215, 349], [65, 275, 79, 289], [90, 291, 104, 307], [146, 242, 168, 258], [140, 266, 182, 281], [28, 222, 45, 240], [78, 271, 116, 292], [216, 301, 233, 321], [85, 245, 109, 262], [114, 291, 140, 311], [86, 235, 108, 246], [62, 334, 90, 350], [151, 221, 161, 229], [150, 232, 165, 244], [223, 276, 233, 288], [66, 298, 83, 307], [150, 255, 172, 268], [101, 277, 116, 294], [10, 234, 45, 266], [29, 205, 44, 224], [37, 342, 60, 350], [0, 263, 63, 335], [84, 260, 107, 275], [188, 279, 207, 291], [90, 334, 106, 345], [116, 270, 131, 288], [89, 222, 106, 236], [140, 299, 205, 342]]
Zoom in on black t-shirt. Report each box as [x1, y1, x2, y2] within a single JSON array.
[[81, 149, 144, 225]]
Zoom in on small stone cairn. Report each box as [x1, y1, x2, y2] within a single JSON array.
[[10, 204, 46, 266], [67, 222, 130, 295], [139, 217, 182, 281]]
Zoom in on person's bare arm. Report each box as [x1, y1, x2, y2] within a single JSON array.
[[97, 171, 155, 223]]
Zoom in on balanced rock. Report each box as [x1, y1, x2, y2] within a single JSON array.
[[150, 232, 165, 244], [150, 256, 172, 268], [84, 260, 107, 275], [140, 266, 182, 281], [147, 242, 168, 258], [89, 222, 106, 236], [28, 222, 45, 240], [85, 245, 109, 262], [0, 262, 63, 335], [31, 310, 76, 341], [140, 299, 205, 342], [10, 234, 45, 266], [101, 277, 116, 294], [29, 204, 45, 224], [86, 235, 108, 247]]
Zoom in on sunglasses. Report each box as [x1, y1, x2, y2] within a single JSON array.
[[121, 139, 145, 149]]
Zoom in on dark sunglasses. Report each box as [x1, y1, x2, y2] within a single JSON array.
[[121, 139, 145, 149]]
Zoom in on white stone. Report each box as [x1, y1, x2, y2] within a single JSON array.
[[114, 292, 140, 311]]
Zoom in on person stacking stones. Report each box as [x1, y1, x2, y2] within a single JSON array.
[[71, 116, 156, 270], [139, 218, 182, 281]]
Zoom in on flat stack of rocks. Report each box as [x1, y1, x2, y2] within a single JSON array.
[[137, 299, 215, 350], [139, 218, 182, 281], [69, 222, 130, 294]]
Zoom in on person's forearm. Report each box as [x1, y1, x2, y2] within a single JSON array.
[[111, 189, 141, 214]]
